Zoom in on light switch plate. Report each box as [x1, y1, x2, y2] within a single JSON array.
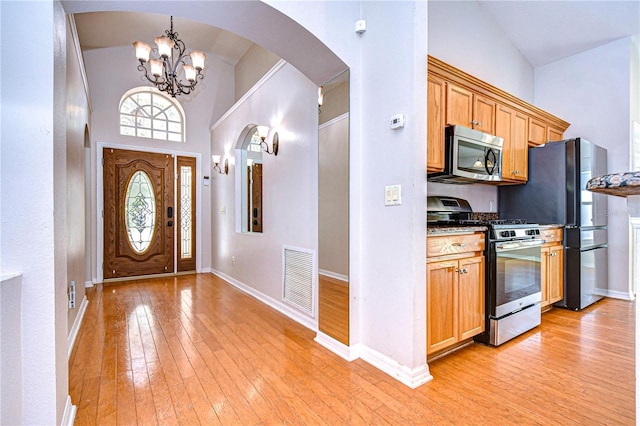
[[385, 184, 401, 206], [390, 114, 405, 129]]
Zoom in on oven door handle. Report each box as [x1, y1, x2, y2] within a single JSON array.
[[496, 239, 545, 251]]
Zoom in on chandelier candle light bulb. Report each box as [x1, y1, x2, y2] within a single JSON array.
[[133, 16, 206, 98]]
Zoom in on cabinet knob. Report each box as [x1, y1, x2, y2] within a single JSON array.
[[513, 170, 519, 175], [452, 242, 467, 247], [459, 268, 468, 274], [477, 121, 482, 126]]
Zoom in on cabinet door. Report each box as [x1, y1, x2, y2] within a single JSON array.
[[528, 117, 547, 146], [495, 104, 515, 181], [446, 83, 473, 128], [512, 111, 529, 182], [427, 260, 459, 354], [427, 74, 446, 173], [458, 256, 485, 340], [473, 95, 496, 135], [547, 126, 563, 143], [548, 245, 564, 304], [540, 246, 550, 308], [496, 105, 528, 183]]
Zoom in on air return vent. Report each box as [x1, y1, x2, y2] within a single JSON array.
[[282, 246, 315, 315]]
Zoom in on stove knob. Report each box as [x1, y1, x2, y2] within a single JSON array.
[[501, 231, 510, 238], [510, 230, 516, 237]]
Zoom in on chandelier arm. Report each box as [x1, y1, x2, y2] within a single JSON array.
[[137, 62, 165, 85], [135, 16, 204, 98]]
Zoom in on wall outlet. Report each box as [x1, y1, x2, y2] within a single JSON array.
[[68, 281, 76, 309]]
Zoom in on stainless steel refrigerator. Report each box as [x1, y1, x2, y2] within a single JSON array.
[[498, 138, 608, 310]]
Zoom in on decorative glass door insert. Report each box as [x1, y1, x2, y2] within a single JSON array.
[[125, 170, 156, 253]]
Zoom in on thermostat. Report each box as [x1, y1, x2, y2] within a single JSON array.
[[390, 114, 405, 129]]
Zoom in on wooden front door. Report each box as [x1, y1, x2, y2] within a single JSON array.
[[103, 148, 174, 279]]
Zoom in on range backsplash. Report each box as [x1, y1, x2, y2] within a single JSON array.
[[470, 212, 499, 221]]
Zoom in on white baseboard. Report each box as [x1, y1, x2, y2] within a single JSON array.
[[200, 266, 212, 274], [68, 295, 89, 359], [84, 280, 93, 288], [61, 395, 77, 426], [314, 331, 360, 361], [359, 345, 433, 389], [211, 270, 317, 332], [318, 269, 348, 282], [594, 289, 634, 300]]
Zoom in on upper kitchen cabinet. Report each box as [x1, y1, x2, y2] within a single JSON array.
[[529, 118, 566, 146], [427, 56, 570, 183], [427, 74, 446, 173], [495, 103, 528, 183], [446, 83, 495, 135]]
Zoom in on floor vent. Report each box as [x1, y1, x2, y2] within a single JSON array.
[[283, 246, 315, 315]]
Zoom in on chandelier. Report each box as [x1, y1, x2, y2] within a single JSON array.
[[133, 16, 206, 98]]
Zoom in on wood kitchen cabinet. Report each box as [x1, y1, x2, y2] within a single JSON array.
[[540, 227, 564, 310], [529, 118, 564, 146], [427, 56, 570, 180], [427, 74, 446, 173], [547, 126, 564, 143], [495, 103, 528, 183], [446, 83, 496, 135], [427, 232, 485, 356]]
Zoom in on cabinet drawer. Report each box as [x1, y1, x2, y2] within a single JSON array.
[[427, 233, 485, 257], [541, 228, 563, 244]]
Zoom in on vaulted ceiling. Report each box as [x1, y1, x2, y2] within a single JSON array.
[[73, 2, 640, 69]]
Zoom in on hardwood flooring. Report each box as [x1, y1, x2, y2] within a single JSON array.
[[70, 273, 635, 425]]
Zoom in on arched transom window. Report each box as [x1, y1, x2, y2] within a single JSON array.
[[119, 87, 185, 142]]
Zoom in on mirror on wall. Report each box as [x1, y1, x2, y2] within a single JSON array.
[[317, 70, 350, 345], [238, 125, 264, 233]]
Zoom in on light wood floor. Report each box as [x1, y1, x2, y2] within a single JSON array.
[[70, 273, 635, 425]]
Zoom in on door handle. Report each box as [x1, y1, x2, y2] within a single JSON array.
[[253, 208, 258, 218], [167, 206, 173, 218]]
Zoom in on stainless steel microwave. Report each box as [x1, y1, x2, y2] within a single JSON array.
[[428, 125, 503, 184]]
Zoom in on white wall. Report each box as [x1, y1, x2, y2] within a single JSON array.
[[66, 16, 89, 334], [535, 38, 635, 298], [426, 0, 537, 215], [428, 1, 535, 101], [82, 45, 235, 279], [210, 63, 318, 322], [0, 1, 69, 423]]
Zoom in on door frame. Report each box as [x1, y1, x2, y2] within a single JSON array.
[[96, 142, 202, 283]]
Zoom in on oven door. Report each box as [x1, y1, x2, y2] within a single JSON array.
[[493, 239, 543, 318]]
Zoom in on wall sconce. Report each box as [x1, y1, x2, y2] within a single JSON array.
[[212, 155, 228, 175], [257, 125, 279, 156]]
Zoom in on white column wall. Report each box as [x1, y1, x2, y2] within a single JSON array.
[[0, 1, 69, 424]]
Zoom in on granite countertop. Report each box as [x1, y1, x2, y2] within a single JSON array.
[[427, 225, 487, 235], [586, 172, 640, 197]]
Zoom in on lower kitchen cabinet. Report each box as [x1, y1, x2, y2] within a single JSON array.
[[427, 232, 485, 356], [540, 227, 564, 310]]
